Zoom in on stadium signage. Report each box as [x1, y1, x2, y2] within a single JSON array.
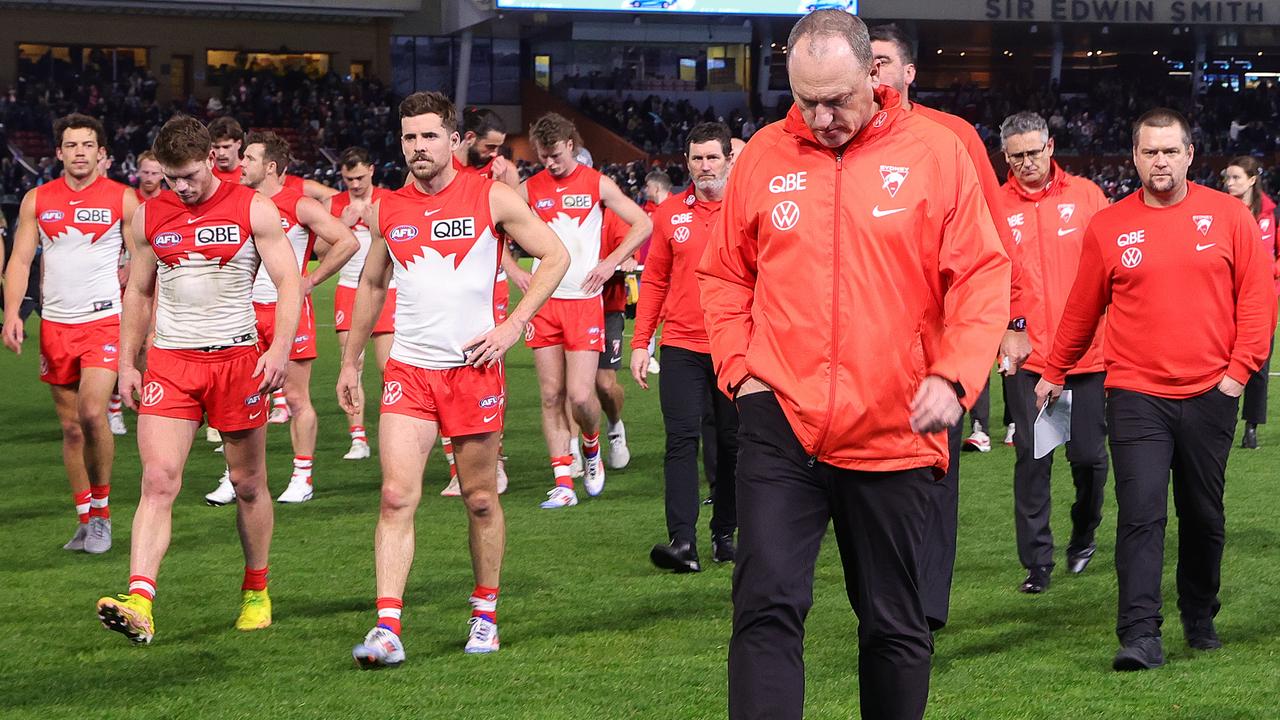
[[982, 0, 1265, 23]]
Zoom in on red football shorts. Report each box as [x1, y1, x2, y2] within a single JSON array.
[[139, 345, 268, 432], [380, 358, 505, 437], [524, 297, 604, 352], [254, 297, 318, 361], [333, 284, 396, 335], [39, 316, 120, 386]]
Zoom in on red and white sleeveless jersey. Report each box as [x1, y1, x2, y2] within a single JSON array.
[[332, 187, 391, 288], [525, 164, 604, 300], [251, 186, 315, 303], [454, 156, 509, 285], [34, 175, 128, 323], [378, 172, 501, 369], [145, 181, 260, 349]]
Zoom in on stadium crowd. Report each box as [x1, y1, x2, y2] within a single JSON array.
[[8, 57, 1280, 205]]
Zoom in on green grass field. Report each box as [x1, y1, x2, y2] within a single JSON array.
[[2, 280, 1278, 719]]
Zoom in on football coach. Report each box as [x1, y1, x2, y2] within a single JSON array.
[[697, 10, 1011, 720], [1037, 108, 1275, 671]]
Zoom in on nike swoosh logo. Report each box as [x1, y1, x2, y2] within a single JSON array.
[[424, 209, 442, 217], [186, 216, 204, 224], [871, 206, 906, 218], [1196, 243, 1216, 251], [69, 200, 85, 206], [249, 411, 263, 420], [483, 412, 499, 423], [102, 356, 116, 362], [556, 186, 569, 192], [1058, 227, 1079, 236]]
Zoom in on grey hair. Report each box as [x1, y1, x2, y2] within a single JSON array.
[[787, 9, 873, 70], [999, 112, 1050, 149]]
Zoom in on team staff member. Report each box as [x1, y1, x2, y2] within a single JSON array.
[[699, 12, 1011, 719], [869, 22, 1030, 631], [632, 121, 738, 574], [97, 114, 302, 643], [1037, 109, 1274, 671], [3, 113, 139, 554], [1220, 156, 1278, 449], [997, 112, 1111, 594]]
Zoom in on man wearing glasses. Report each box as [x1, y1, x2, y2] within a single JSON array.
[[996, 112, 1111, 595]]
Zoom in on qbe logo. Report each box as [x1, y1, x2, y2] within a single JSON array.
[[670, 212, 693, 225], [141, 382, 165, 407], [771, 201, 800, 232], [153, 232, 182, 248], [388, 225, 419, 242], [73, 208, 112, 224], [768, 172, 807, 194], [195, 225, 242, 246], [431, 217, 475, 240], [562, 194, 593, 210], [382, 381, 403, 405]]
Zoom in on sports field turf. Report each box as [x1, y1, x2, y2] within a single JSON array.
[[2, 279, 1278, 719]]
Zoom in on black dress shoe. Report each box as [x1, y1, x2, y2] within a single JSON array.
[[1066, 543, 1097, 574], [1018, 565, 1051, 594], [650, 540, 701, 573], [712, 534, 736, 563], [1242, 424, 1259, 449], [1113, 636, 1165, 671], [1183, 618, 1223, 651], [703, 496, 713, 505]]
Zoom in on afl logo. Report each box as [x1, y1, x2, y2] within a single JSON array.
[[536, 198, 555, 210], [388, 225, 419, 242], [1121, 247, 1143, 269], [771, 201, 800, 232], [478, 395, 502, 409], [154, 232, 182, 248], [141, 382, 165, 407], [40, 210, 65, 222], [382, 381, 403, 405], [673, 226, 691, 244]]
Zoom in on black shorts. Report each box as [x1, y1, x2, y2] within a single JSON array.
[[598, 311, 624, 371]]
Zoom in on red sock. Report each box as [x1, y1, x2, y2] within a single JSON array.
[[376, 596, 403, 636], [90, 484, 110, 520], [551, 455, 574, 489], [350, 425, 367, 440], [74, 489, 91, 524], [470, 584, 498, 623], [129, 575, 156, 601], [582, 431, 601, 459], [108, 394, 122, 413], [242, 566, 269, 591]]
